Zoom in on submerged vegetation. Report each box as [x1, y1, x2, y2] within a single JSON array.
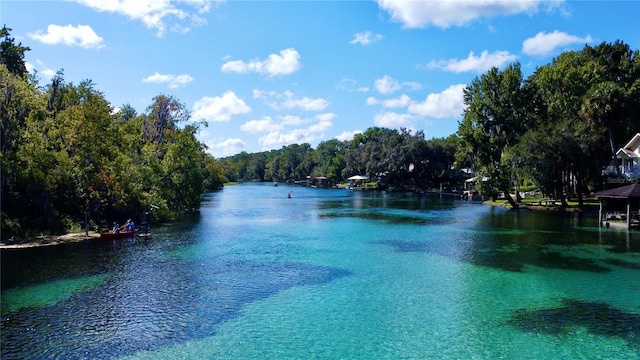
[[1, 24, 638, 239]]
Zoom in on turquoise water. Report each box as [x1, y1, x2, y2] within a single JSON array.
[[2, 183, 640, 359]]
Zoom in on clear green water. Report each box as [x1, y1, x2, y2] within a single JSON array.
[[2, 183, 640, 359]]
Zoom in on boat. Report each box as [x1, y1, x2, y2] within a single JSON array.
[[100, 230, 139, 240]]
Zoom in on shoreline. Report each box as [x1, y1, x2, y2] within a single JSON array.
[[0, 232, 101, 250], [483, 200, 598, 213]]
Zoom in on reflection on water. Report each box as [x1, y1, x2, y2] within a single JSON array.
[[2, 183, 639, 359]]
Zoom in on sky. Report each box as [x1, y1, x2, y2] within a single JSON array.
[[2, 0, 639, 158]]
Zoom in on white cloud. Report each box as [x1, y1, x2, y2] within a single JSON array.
[[240, 116, 281, 134], [377, 0, 557, 29], [308, 118, 332, 133], [240, 113, 333, 150], [522, 30, 593, 56], [375, 75, 402, 94], [241, 113, 332, 136], [26, 59, 56, 80], [403, 81, 422, 91], [206, 138, 246, 158], [350, 31, 383, 45], [336, 130, 362, 142], [366, 97, 379, 106], [25, 62, 34, 74], [258, 129, 313, 149], [72, 0, 214, 36], [336, 78, 369, 92], [191, 91, 251, 122], [221, 48, 301, 77], [374, 111, 417, 128], [280, 115, 305, 126], [382, 94, 412, 108], [29, 24, 105, 49], [142, 72, 193, 88], [315, 113, 337, 122], [374, 75, 421, 95], [253, 89, 328, 111], [282, 95, 329, 111], [428, 50, 517, 73], [408, 84, 467, 118]]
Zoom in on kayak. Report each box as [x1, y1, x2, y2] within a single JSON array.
[[100, 230, 138, 240]]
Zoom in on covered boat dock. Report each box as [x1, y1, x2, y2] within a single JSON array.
[[595, 183, 640, 229]]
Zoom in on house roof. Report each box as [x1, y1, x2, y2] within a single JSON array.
[[621, 133, 640, 150], [595, 183, 640, 198], [615, 133, 640, 159], [347, 175, 368, 180], [616, 148, 638, 158]]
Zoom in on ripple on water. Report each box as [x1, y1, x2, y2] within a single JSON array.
[[1, 273, 110, 315]]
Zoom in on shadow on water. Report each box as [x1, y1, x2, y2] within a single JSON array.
[[320, 210, 433, 225], [319, 192, 462, 225], [374, 205, 640, 273], [1, 256, 351, 360], [508, 299, 640, 349], [375, 239, 611, 273]]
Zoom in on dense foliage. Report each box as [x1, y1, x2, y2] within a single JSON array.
[[458, 41, 639, 207], [1, 27, 225, 240], [219, 128, 461, 190]]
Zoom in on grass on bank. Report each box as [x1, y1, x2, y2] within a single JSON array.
[[484, 195, 600, 211]]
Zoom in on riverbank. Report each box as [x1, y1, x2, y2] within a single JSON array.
[[0, 232, 101, 249], [483, 199, 599, 212]]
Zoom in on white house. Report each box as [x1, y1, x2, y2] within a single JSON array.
[[616, 132, 640, 178]]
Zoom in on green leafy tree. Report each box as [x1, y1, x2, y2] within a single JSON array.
[[0, 26, 30, 77], [314, 139, 347, 183], [457, 63, 530, 206], [521, 42, 639, 204], [161, 126, 205, 211]]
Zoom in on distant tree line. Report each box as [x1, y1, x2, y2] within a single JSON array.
[[1, 27, 225, 240], [218, 128, 463, 190]]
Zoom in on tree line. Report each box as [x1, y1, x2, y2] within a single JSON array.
[[1, 27, 225, 240], [218, 128, 461, 190], [457, 40, 639, 208]]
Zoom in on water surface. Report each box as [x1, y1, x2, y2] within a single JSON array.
[[2, 183, 639, 359]]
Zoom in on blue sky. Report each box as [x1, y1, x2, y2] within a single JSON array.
[[3, 0, 639, 158]]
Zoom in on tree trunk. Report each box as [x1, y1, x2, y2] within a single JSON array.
[[576, 168, 584, 207], [608, 127, 619, 175], [504, 191, 519, 209]]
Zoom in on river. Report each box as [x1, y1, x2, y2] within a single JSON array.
[[2, 183, 639, 359]]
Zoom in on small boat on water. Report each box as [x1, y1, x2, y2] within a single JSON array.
[[100, 230, 139, 240]]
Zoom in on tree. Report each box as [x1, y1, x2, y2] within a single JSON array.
[[521, 43, 640, 204], [1, 64, 51, 237], [457, 63, 530, 207], [579, 41, 640, 168], [314, 139, 347, 183], [161, 126, 205, 211], [143, 94, 189, 148], [203, 154, 226, 191], [0, 26, 30, 77]]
